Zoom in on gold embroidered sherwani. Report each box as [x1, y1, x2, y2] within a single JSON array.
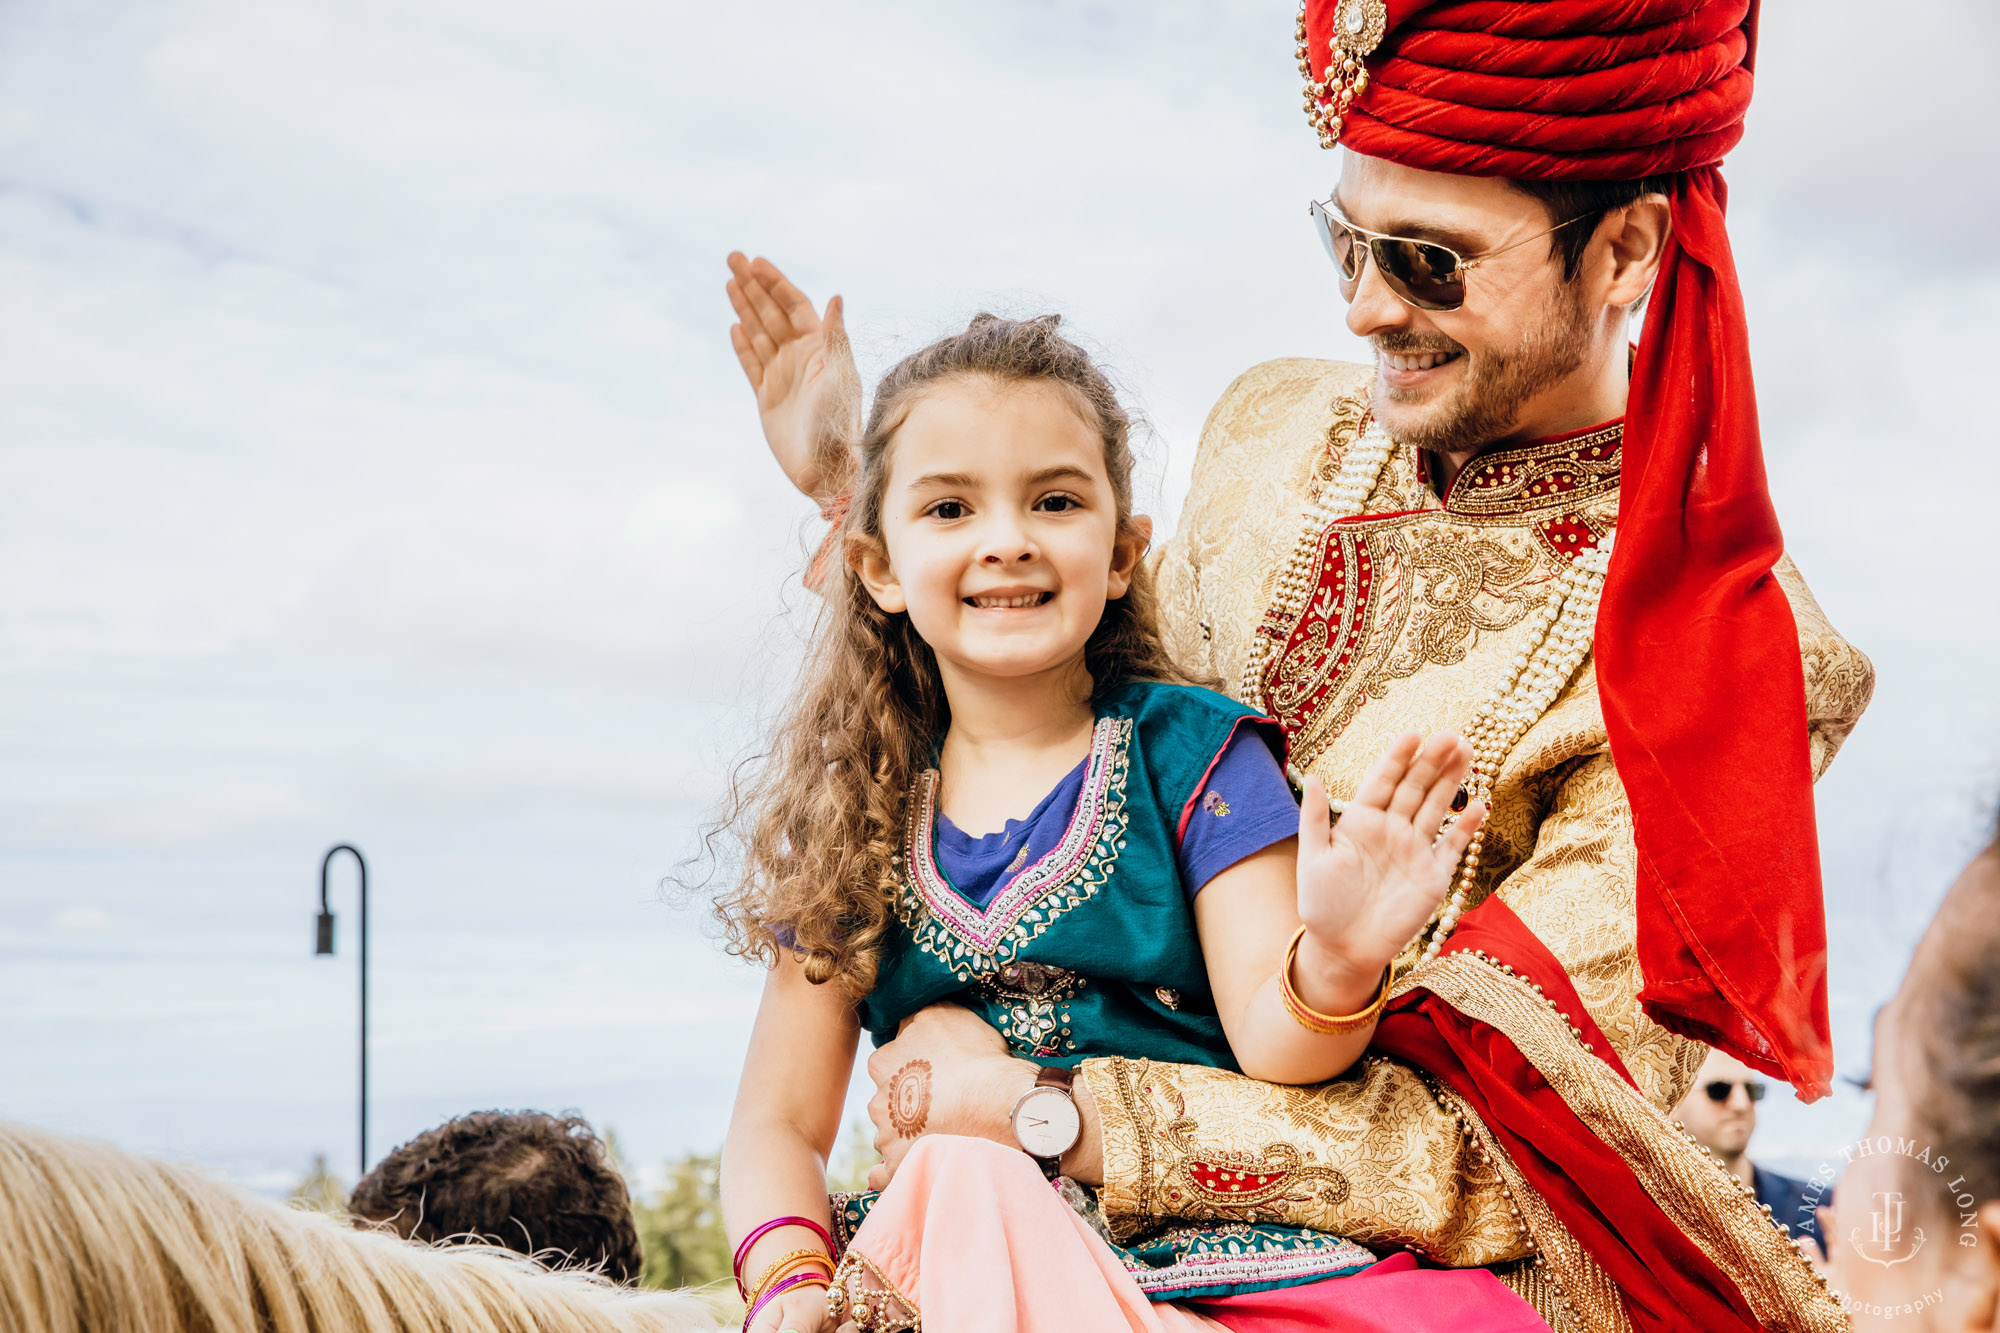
[[1077, 359, 1873, 1332]]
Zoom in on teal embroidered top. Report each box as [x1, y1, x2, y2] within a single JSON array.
[[838, 680, 1379, 1301], [857, 680, 1271, 1069]]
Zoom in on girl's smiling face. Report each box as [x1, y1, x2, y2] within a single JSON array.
[[851, 376, 1148, 693]]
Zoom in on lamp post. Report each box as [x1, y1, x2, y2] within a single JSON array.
[[314, 844, 369, 1178]]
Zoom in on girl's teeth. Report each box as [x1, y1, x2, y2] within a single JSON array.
[[972, 594, 1047, 608]]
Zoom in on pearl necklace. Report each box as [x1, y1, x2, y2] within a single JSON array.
[[1421, 531, 1612, 961], [1242, 415, 1617, 962], [1240, 416, 1395, 704]]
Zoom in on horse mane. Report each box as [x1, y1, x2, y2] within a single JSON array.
[[0, 1119, 720, 1333]]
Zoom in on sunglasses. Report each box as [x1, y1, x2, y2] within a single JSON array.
[[1308, 198, 1592, 313], [1702, 1080, 1768, 1104]]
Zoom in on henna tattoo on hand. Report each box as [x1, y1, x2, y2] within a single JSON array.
[[887, 1058, 932, 1139]]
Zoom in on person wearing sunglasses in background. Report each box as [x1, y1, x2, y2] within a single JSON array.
[[724, 2, 1874, 1330], [1675, 1049, 1832, 1266]]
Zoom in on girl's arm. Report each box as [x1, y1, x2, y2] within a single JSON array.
[[722, 949, 862, 1333], [1192, 731, 1484, 1086]]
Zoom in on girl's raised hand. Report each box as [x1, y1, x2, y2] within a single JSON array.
[[1294, 731, 1485, 983], [725, 253, 862, 502]]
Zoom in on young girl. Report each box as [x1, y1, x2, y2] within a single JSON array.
[[714, 297, 1532, 1333]]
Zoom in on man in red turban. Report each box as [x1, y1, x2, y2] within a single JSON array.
[[726, 2, 1871, 1329]]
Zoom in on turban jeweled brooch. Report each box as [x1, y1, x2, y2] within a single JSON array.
[[1298, 0, 1387, 148]]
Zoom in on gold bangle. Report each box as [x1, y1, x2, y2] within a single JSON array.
[[747, 1249, 834, 1307], [1279, 926, 1391, 1035], [750, 1256, 832, 1309]]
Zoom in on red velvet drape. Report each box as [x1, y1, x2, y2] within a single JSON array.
[[1373, 897, 1769, 1333]]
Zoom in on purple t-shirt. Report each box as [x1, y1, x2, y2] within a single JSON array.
[[935, 728, 1299, 907]]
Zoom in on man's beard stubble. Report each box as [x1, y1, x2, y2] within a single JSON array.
[[1372, 279, 1593, 454]]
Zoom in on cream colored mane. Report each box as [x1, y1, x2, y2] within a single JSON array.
[[0, 1120, 720, 1333]]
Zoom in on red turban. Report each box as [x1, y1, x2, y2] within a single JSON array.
[[1300, 0, 1834, 1103]]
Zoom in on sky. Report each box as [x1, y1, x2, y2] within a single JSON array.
[[2, 0, 1997, 1195]]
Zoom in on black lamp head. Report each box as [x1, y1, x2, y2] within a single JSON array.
[[315, 911, 336, 955]]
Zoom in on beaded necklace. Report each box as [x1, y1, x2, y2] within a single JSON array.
[[1245, 414, 1616, 960]]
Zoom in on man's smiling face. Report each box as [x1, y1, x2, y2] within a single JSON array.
[[1333, 153, 1598, 454]]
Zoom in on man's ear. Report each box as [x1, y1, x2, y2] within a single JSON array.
[[1106, 516, 1153, 601], [847, 532, 906, 614], [1598, 194, 1672, 309]]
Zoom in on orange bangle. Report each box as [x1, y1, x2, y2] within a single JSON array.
[[747, 1250, 835, 1308], [1279, 926, 1392, 1035]]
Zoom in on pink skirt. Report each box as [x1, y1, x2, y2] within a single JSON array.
[[828, 1136, 1548, 1333]]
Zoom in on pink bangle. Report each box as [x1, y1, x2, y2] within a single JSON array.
[[742, 1271, 830, 1330], [732, 1216, 835, 1296]]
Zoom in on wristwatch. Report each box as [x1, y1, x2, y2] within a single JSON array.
[[1009, 1065, 1081, 1178]]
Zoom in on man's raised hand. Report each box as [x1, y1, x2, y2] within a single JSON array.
[[1295, 731, 1486, 989], [724, 253, 861, 502]]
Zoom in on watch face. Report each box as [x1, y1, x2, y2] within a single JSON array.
[[1013, 1086, 1081, 1159]]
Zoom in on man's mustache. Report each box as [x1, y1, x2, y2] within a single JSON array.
[[1372, 332, 1466, 358]]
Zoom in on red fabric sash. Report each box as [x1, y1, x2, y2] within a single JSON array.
[[1604, 170, 1832, 1098], [1372, 896, 1764, 1333]]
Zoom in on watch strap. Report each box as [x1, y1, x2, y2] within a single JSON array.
[[1017, 1065, 1080, 1179]]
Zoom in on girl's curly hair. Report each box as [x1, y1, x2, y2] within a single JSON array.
[[712, 312, 1191, 997]]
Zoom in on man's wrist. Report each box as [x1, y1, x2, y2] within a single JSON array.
[[988, 1058, 1040, 1146], [1294, 929, 1390, 1016], [989, 1057, 1103, 1187], [1059, 1073, 1104, 1187]]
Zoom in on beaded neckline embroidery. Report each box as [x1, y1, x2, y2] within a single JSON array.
[[893, 717, 1133, 981], [1242, 410, 1617, 961]]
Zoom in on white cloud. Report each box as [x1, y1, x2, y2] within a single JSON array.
[[49, 905, 115, 932], [35, 781, 318, 849]]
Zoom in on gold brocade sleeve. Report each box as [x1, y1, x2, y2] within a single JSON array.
[[1083, 1051, 1530, 1261]]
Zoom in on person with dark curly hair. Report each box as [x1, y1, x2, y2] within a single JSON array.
[[349, 1110, 644, 1286]]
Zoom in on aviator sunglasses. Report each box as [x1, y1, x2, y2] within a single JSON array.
[[1309, 196, 1592, 312], [1701, 1079, 1767, 1104]]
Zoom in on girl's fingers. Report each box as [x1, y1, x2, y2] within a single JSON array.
[[741, 267, 799, 343], [1437, 801, 1487, 864], [1298, 774, 1331, 862], [823, 293, 849, 354], [1350, 731, 1421, 810], [727, 279, 780, 360], [1387, 731, 1458, 819], [729, 323, 764, 387], [754, 255, 820, 331], [1410, 737, 1473, 835]]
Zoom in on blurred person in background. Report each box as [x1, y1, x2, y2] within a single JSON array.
[[1832, 818, 2000, 1331], [350, 1110, 644, 1286], [1676, 1047, 1830, 1260]]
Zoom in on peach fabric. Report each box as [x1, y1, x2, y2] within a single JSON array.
[[844, 1136, 1550, 1333], [844, 1135, 1225, 1333]]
